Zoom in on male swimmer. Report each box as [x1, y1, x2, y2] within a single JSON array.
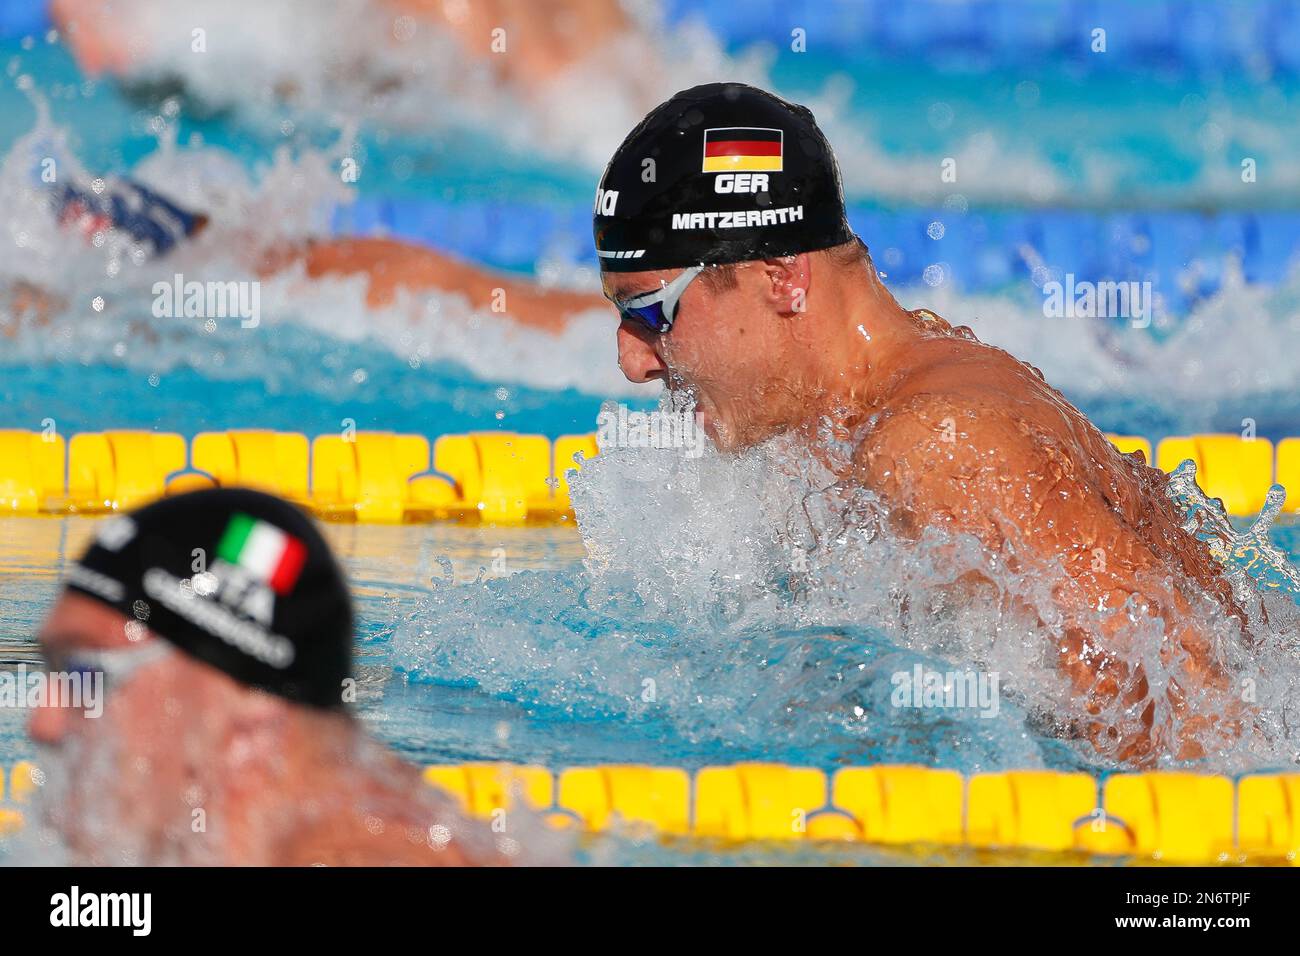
[[593, 83, 1249, 765], [29, 488, 507, 865], [53, 0, 655, 118], [4, 175, 599, 336]]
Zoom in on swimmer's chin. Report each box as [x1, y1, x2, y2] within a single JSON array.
[[699, 409, 735, 450], [698, 411, 750, 454], [694, 403, 768, 453], [699, 408, 717, 440]]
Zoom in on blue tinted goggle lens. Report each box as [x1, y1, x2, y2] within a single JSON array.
[[613, 264, 705, 335], [620, 301, 671, 334]]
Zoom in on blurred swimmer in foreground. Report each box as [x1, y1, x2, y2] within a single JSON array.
[[27, 488, 532, 865], [594, 83, 1260, 767], [2, 174, 601, 336]]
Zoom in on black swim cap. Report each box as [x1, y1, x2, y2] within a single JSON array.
[[593, 82, 854, 273], [65, 488, 353, 710]]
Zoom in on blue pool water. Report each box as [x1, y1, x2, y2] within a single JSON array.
[[3, 514, 1298, 776], [3, 12, 1299, 442], [3, 1, 1300, 862]]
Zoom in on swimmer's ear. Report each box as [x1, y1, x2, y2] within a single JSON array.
[[759, 253, 812, 316]]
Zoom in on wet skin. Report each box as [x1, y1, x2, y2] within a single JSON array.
[[606, 250, 1248, 764], [31, 592, 491, 865], [4, 234, 603, 339], [270, 237, 604, 333]]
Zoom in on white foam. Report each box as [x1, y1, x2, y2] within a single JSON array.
[[64, 0, 770, 171], [42, 0, 1300, 208], [898, 259, 1300, 407], [0, 109, 650, 397], [393, 394, 1300, 773]]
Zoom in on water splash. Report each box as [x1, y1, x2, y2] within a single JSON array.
[[6, 98, 1300, 424], [392, 392, 1300, 775], [899, 261, 1300, 437], [1166, 459, 1300, 626], [43, 2, 1300, 208], [46, 0, 773, 172], [0, 110, 648, 402]]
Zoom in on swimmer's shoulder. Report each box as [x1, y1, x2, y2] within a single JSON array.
[[857, 310, 1071, 464], [905, 310, 1035, 375], [879, 333, 1037, 416], [853, 356, 1050, 501]]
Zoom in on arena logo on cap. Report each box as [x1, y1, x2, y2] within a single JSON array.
[[216, 513, 307, 595], [702, 127, 783, 173]]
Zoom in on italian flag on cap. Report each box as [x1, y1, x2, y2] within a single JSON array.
[[217, 512, 307, 595]]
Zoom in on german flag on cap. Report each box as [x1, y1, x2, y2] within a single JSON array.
[[702, 127, 783, 173]]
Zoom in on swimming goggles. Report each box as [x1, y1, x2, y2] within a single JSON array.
[[42, 638, 174, 706], [612, 263, 706, 334]]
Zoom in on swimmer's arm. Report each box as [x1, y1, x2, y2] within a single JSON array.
[[261, 237, 603, 334], [854, 406, 1242, 764], [1, 282, 63, 336]]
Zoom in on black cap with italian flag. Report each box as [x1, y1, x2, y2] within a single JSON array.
[[65, 487, 353, 710]]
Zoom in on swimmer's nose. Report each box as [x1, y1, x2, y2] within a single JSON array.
[[28, 698, 69, 747], [617, 320, 668, 384]]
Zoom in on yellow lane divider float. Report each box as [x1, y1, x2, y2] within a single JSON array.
[[0, 760, 36, 836], [425, 763, 1300, 864], [0, 760, 1295, 863], [0, 430, 1293, 524], [0, 429, 599, 525]]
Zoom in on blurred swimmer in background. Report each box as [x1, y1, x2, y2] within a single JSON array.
[[22, 0, 687, 343], [50, 0, 667, 138], [2, 172, 602, 337]]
